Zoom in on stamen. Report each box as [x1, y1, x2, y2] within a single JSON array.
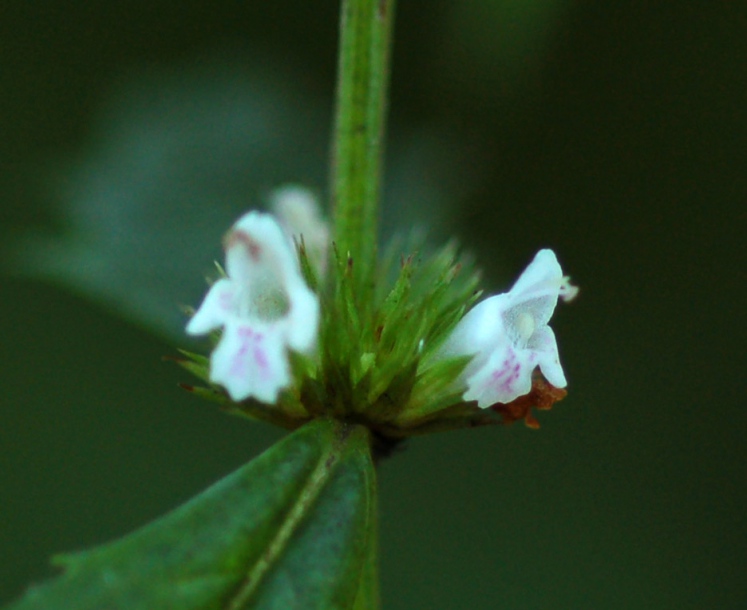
[[559, 277, 579, 302], [515, 311, 535, 345]]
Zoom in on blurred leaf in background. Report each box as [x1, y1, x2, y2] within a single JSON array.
[[5, 55, 330, 340]]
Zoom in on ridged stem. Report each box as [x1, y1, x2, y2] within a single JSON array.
[[330, 0, 396, 299]]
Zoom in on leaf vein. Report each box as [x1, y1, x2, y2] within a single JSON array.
[[224, 426, 346, 609]]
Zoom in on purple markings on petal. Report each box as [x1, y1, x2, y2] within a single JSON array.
[[230, 326, 255, 378], [229, 327, 271, 382], [489, 350, 523, 395], [251, 333, 271, 379], [253, 346, 269, 374]]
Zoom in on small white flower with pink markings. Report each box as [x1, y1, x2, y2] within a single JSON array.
[[186, 211, 319, 403], [441, 249, 577, 408]]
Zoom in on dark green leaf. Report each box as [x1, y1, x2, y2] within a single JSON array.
[[6, 418, 376, 610]]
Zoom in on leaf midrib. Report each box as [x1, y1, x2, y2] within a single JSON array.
[[224, 427, 348, 609]]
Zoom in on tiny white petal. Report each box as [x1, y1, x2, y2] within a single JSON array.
[[528, 325, 567, 388], [186, 278, 235, 335], [228, 211, 300, 293], [284, 284, 320, 353], [464, 344, 535, 407], [210, 321, 289, 403], [509, 249, 563, 301], [441, 294, 508, 366]]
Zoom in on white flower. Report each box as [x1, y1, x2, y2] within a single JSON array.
[[442, 249, 577, 408], [271, 185, 329, 278], [186, 211, 319, 404]]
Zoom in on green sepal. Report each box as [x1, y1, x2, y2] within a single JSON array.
[[364, 240, 481, 423], [296, 237, 320, 293], [176, 349, 212, 383], [6, 418, 377, 610], [185, 384, 232, 406], [399, 355, 473, 423]]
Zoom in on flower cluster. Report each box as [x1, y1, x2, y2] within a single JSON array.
[[183, 188, 577, 435]]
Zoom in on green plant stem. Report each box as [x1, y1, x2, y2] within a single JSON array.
[[330, 0, 396, 295]]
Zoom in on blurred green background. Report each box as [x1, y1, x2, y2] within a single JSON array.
[[1, 1, 745, 608]]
